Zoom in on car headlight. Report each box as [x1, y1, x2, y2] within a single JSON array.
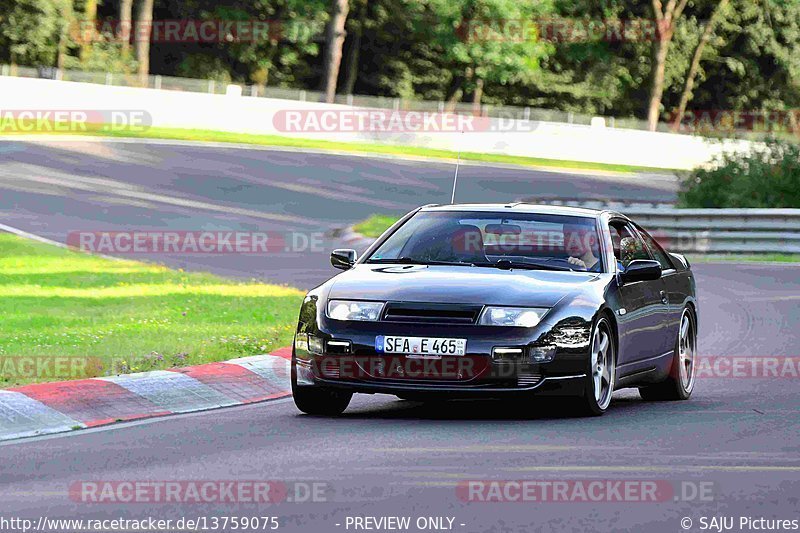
[[479, 307, 547, 327], [327, 300, 384, 321]]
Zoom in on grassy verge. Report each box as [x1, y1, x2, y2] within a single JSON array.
[[0, 233, 303, 387], [353, 214, 400, 238], [1, 125, 678, 174], [687, 254, 800, 263]]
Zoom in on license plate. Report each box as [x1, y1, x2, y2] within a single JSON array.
[[376, 336, 466, 356]]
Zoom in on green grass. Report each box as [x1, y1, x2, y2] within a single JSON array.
[[1, 125, 679, 174], [353, 214, 401, 238], [687, 253, 800, 263], [0, 233, 303, 387]]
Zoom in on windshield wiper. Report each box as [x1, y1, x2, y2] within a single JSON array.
[[367, 257, 473, 266], [473, 259, 574, 272], [367, 257, 426, 264]]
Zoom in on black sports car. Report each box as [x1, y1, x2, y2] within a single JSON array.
[[292, 204, 698, 416]]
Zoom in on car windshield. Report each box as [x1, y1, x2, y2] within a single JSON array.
[[366, 211, 603, 272]]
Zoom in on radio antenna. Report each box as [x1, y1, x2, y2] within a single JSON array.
[[450, 130, 464, 204]]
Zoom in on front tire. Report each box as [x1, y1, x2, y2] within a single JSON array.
[[575, 317, 615, 416], [639, 308, 696, 401], [291, 362, 352, 415]]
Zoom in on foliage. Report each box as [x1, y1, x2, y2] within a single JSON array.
[[679, 139, 800, 207], [0, 0, 65, 65], [0, 0, 799, 125], [62, 41, 138, 73], [353, 214, 400, 238]]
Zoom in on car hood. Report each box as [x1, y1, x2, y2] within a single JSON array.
[[328, 264, 599, 308]]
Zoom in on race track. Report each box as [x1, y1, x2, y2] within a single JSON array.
[[0, 139, 797, 533], [0, 139, 677, 287]]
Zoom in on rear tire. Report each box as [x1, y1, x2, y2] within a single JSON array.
[[291, 363, 352, 415], [639, 308, 696, 401], [574, 317, 615, 417]]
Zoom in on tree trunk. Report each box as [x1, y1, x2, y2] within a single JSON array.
[[472, 78, 484, 107], [672, 0, 730, 131], [646, 36, 671, 131], [646, 0, 690, 131], [445, 75, 464, 109], [341, 0, 366, 96], [136, 0, 155, 86], [788, 109, 800, 137], [119, 0, 134, 54], [56, 1, 73, 70], [320, 0, 350, 103], [57, 25, 68, 70], [80, 0, 98, 63]]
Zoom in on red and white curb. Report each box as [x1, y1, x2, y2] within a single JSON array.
[[0, 348, 292, 442]]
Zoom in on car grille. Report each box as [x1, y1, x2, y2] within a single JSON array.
[[381, 302, 482, 324], [517, 370, 543, 387]]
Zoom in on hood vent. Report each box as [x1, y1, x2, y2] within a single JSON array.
[[382, 302, 482, 324]]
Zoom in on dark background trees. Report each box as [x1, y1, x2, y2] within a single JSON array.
[[1, 0, 798, 127]]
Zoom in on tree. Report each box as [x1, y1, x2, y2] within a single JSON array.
[[341, 0, 367, 95], [55, 0, 75, 70], [422, 0, 553, 106], [171, 0, 327, 88], [671, 0, 730, 130], [0, 0, 63, 65], [119, 0, 134, 55], [80, 0, 98, 63], [647, 0, 691, 131], [320, 0, 350, 102], [135, 0, 154, 84]]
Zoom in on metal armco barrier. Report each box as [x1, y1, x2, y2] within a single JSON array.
[[535, 200, 800, 254], [624, 208, 800, 254]]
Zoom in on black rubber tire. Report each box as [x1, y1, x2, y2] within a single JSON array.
[[639, 309, 696, 402], [574, 317, 615, 417], [291, 364, 352, 415]]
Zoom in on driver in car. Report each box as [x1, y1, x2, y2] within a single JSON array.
[[564, 224, 601, 271]]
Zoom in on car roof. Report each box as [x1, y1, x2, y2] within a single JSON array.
[[420, 203, 625, 219]]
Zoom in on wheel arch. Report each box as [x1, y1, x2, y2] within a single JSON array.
[[598, 307, 619, 353], [684, 300, 698, 332]]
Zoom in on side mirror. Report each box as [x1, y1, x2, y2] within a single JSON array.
[[620, 259, 662, 283], [331, 249, 357, 270]]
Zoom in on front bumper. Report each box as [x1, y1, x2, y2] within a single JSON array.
[[296, 358, 586, 398], [293, 318, 592, 397]]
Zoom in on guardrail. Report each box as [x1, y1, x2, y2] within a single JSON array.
[[625, 208, 800, 254], [527, 199, 800, 254]]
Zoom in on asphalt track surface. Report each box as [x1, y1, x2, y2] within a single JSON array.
[[0, 139, 677, 288], [1, 139, 798, 533]]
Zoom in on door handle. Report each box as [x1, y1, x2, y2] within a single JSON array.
[[660, 290, 669, 305]]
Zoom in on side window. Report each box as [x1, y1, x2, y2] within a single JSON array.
[[608, 220, 650, 269], [635, 226, 674, 271]]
